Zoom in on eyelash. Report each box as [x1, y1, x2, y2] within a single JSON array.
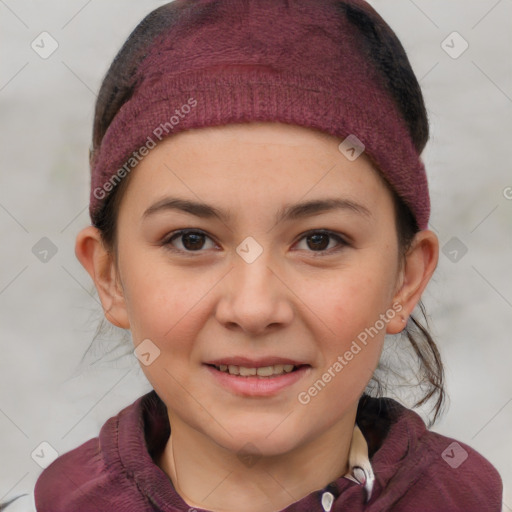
[[161, 229, 349, 256]]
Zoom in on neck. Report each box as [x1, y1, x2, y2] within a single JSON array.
[[157, 409, 357, 512]]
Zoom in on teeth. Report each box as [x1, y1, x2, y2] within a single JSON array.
[[256, 366, 274, 377], [215, 364, 298, 377], [228, 365, 239, 375], [239, 366, 257, 376]]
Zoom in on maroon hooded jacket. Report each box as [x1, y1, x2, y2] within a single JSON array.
[[34, 391, 502, 511]]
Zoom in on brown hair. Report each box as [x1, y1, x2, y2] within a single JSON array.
[[87, 0, 445, 425]]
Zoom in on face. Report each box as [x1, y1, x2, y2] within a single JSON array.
[[111, 122, 404, 456]]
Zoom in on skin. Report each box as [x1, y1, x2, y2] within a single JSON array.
[[76, 121, 438, 512]]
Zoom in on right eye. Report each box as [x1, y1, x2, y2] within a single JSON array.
[[162, 229, 219, 254]]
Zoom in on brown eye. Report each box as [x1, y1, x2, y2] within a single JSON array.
[[181, 232, 206, 250], [295, 230, 348, 254], [164, 230, 216, 252], [306, 233, 330, 251]]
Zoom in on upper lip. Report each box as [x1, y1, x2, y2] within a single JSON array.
[[204, 357, 309, 367]]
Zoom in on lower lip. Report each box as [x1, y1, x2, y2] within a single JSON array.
[[205, 365, 310, 397]]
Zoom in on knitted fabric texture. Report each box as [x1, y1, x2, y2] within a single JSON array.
[[89, 0, 430, 229]]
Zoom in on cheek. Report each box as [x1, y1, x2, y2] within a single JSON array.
[[303, 263, 396, 338], [324, 286, 387, 376], [294, 280, 390, 422], [295, 255, 397, 385], [119, 253, 208, 344]]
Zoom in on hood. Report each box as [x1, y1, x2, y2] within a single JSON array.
[[34, 391, 502, 512]]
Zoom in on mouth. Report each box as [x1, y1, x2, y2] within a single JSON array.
[[207, 363, 307, 377], [203, 358, 311, 396]]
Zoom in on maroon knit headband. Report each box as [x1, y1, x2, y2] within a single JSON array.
[[90, 0, 430, 230]]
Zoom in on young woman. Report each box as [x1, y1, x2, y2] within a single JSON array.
[[30, 0, 502, 510]]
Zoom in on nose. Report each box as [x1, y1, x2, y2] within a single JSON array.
[[214, 251, 294, 335]]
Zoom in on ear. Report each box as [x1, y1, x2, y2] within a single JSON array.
[[75, 226, 130, 329], [386, 229, 439, 334]]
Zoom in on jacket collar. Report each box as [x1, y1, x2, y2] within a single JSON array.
[[317, 424, 374, 512], [109, 391, 399, 511], [343, 423, 375, 503]]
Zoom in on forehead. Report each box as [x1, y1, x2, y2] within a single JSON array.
[[118, 122, 393, 221], [131, 122, 377, 177]]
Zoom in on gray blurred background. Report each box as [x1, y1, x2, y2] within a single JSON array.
[[1, 1, 511, 510]]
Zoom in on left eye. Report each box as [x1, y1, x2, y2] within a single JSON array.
[[294, 230, 347, 253], [163, 229, 347, 255]]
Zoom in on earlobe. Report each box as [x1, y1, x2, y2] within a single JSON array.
[[74, 226, 130, 329], [386, 230, 439, 335]]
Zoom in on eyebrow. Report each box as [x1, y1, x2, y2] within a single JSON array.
[[142, 196, 372, 224]]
